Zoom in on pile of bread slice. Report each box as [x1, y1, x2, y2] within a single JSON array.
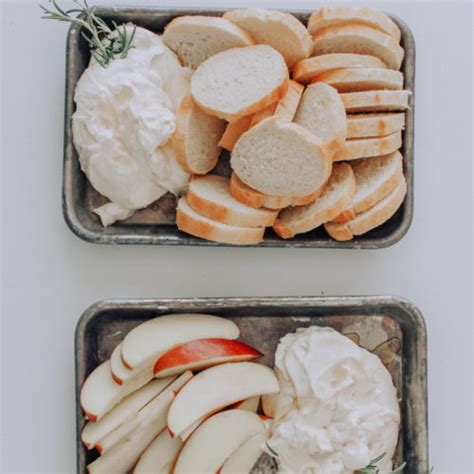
[[163, 6, 411, 245]]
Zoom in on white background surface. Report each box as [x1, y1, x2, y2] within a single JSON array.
[[1, 0, 473, 472]]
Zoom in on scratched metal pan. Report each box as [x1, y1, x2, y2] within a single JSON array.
[[63, 7, 415, 248], [75, 296, 428, 473]]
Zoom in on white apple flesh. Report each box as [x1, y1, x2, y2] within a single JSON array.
[[167, 362, 279, 438], [173, 410, 265, 474], [220, 433, 266, 474], [80, 360, 151, 422], [110, 343, 154, 386], [87, 371, 192, 474], [120, 314, 240, 371], [82, 377, 175, 449], [133, 429, 182, 474], [231, 396, 260, 413]]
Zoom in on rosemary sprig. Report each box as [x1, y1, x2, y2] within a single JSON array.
[[40, 0, 136, 67], [265, 442, 279, 458], [358, 453, 406, 473]]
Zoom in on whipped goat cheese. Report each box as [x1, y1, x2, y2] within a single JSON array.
[[268, 327, 400, 474], [72, 26, 192, 226]]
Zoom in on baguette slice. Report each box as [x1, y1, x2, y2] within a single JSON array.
[[313, 68, 403, 92], [191, 45, 289, 122], [218, 80, 304, 151], [341, 90, 412, 112], [231, 117, 332, 196], [173, 95, 226, 174], [346, 112, 405, 139], [162, 16, 255, 69], [293, 53, 387, 84], [335, 131, 402, 161], [332, 151, 403, 223], [176, 197, 265, 245], [312, 25, 404, 70], [325, 174, 407, 240], [223, 8, 312, 68], [293, 82, 347, 156], [308, 6, 401, 41], [230, 173, 325, 210], [187, 175, 278, 227], [273, 163, 356, 238]]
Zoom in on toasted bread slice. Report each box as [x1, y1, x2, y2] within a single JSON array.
[[308, 6, 401, 41], [293, 82, 347, 156], [340, 90, 412, 113], [230, 173, 325, 210], [332, 151, 403, 223], [346, 112, 405, 139], [191, 45, 289, 122], [325, 174, 406, 240], [176, 197, 265, 245], [335, 131, 402, 161], [231, 117, 332, 196], [293, 53, 387, 84], [223, 8, 312, 68], [273, 163, 356, 238], [312, 25, 404, 70], [218, 80, 304, 151], [186, 175, 278, 227], [163, 16, 255, 69], [173, 95, 226, 174], [313, 68, 403, 92]]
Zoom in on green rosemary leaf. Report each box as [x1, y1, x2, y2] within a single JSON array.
[[265, 442, 279, 458]]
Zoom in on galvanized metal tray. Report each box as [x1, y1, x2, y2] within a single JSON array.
[[75, 296, 428, 473], [63, 7, 415, 247]]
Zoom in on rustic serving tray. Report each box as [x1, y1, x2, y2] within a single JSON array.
[[63, 6, 415, 248], [75, 296, 428, 473]]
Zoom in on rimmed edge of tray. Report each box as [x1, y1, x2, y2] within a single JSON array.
[[75, 295, 428, 473]]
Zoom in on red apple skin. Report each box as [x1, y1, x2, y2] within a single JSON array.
[[84, 411, 97, 423], [121, 352, 133, 370], [153, 339, 262, 376], [111, 372, 123, 385]]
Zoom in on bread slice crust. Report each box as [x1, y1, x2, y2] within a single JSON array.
[[335, 131, 402, 161], [340, 90, 411, 113], [346, 112, 405, 138]]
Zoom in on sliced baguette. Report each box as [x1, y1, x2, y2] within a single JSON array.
[[335, 131, 402, 161], [186, 175, 278, 227], [231, 117, 332, 196], [273, 163, 356, 238], [230, 173, 325, 210], [313, 68, 403, 92], [312, 25, 404, 70], [341, 90, 412, 112], [325, 174, 407, 240], [332, 151, 403, 223], [223, 8, 312, 68], [293, 53, 387, 84], [218, 80, 304, 151], [346, 112, 405, 138], [308, 6, 401, 42], [173, 95, 226, 174], [293, 82, 347, 156], [162, 16, 255, 69], [176, 197, 265, 245], [191, 45, 289, 122]]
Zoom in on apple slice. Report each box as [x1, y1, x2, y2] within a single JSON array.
[[231, 396, 260, 413], [134, 429, 182, 474], [121, 314, 239, 371], [88, 371, 192, 474], [80, 360, 151, 422], [262, 391, 294, 420], [153, 338, 262, 378], [167, 362, 279, 437], [82, 377, 175, 449], [111, 343, 154, 386], [220, 433, 266, 474]]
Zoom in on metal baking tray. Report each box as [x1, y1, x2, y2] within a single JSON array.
[[63, 7, 415, 247], [75, 296, 428, 473]]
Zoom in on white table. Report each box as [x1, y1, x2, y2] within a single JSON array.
[[1, 0, 472, 472]]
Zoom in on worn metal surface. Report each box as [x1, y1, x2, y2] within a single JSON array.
[[75, 296, 428, 473], [63, 7, 415, 247]]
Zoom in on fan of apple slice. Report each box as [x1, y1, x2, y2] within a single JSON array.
[[153, 338, 263, 378], [120, 314, 240, 371], [167, 362, 279, 438], [173, 410, 266, 474], [87, 371, 192, 474]]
